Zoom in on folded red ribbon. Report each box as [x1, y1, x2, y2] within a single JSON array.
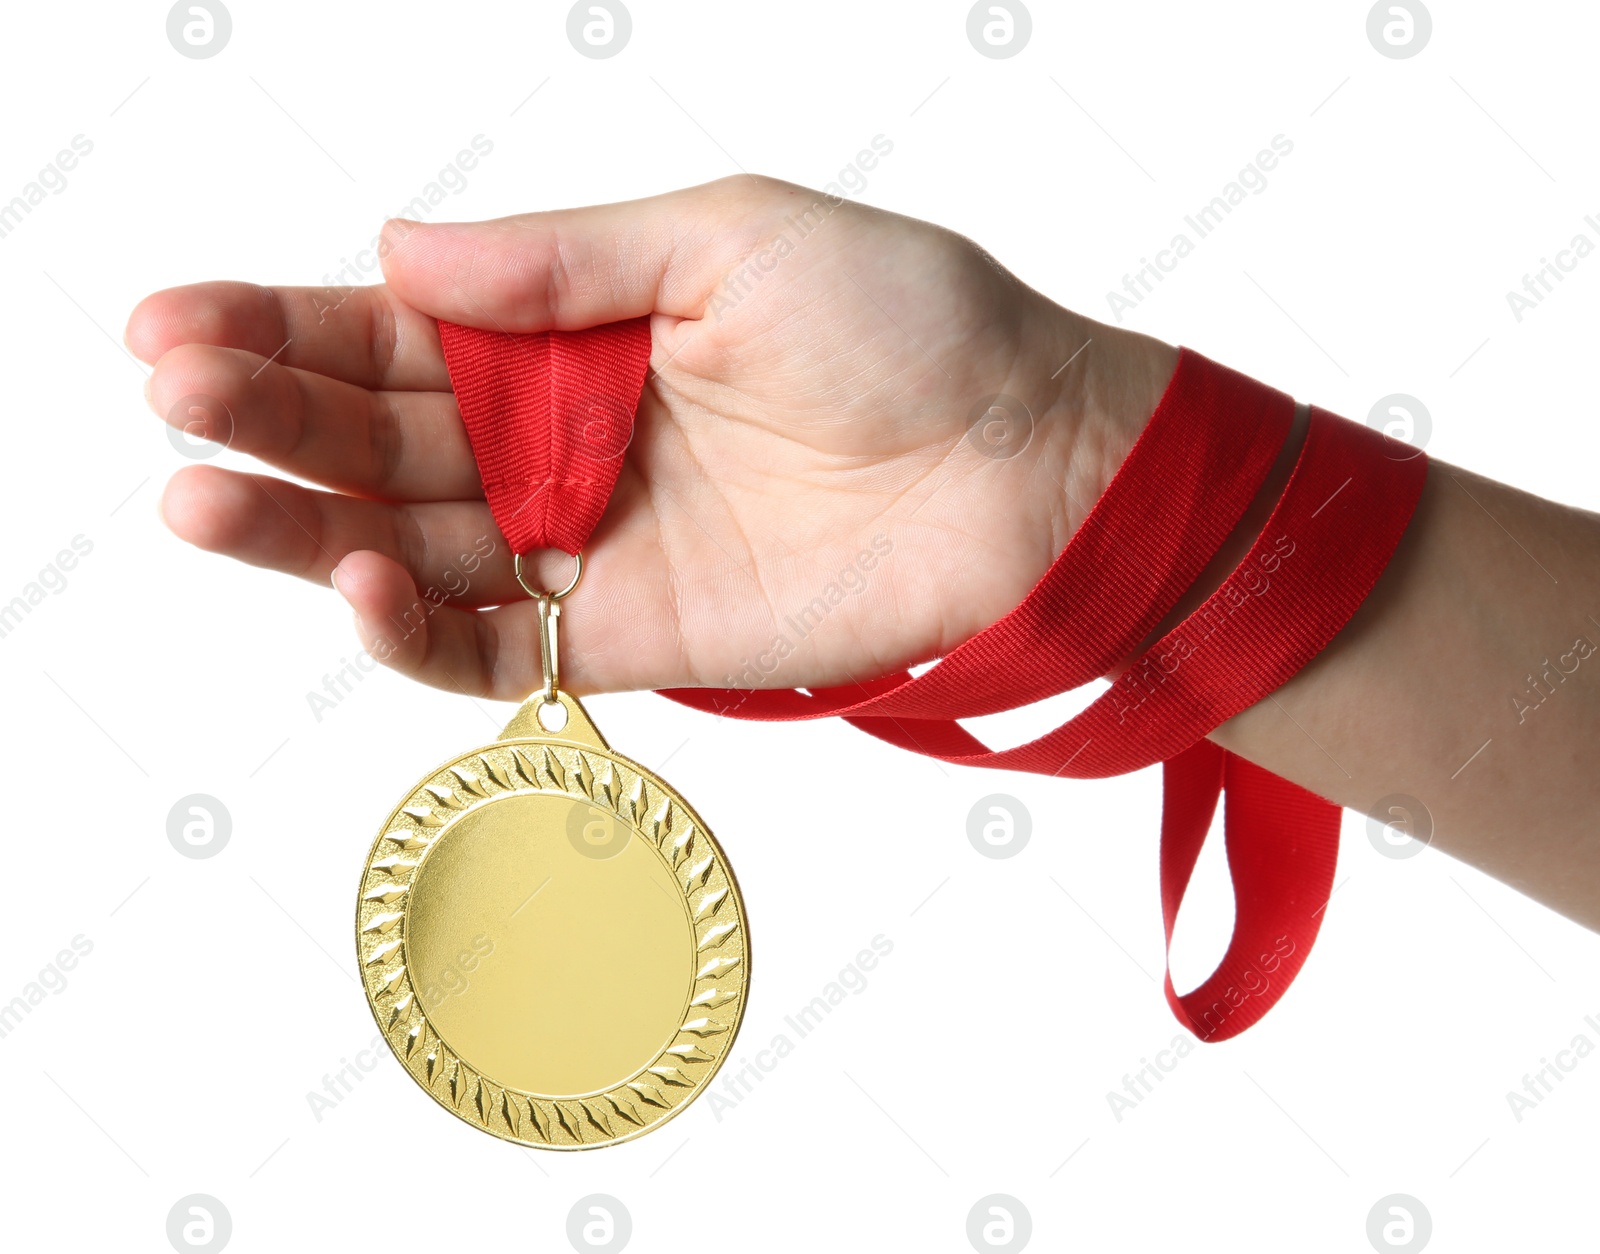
[[439, 321, 1428, 1042], [439, 317, 652, 556]]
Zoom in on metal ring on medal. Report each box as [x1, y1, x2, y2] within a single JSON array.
[[355, 692, 749, 1149]]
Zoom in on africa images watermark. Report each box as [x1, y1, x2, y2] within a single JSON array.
[[1504, 1007, 1600, 1123], [1509, 626, 1594, 725], [0, 134, 93, 242], [707, 135, 895, 322], [1504, 212, 1600, 323], [305, 1029, 390, 1122], [1183, 933, 1297, 1044], [711, 533, 894, 698], [309, 133, 496, 323], [0, 935, 94, 1042], [306, 933, 497, 1122], [1105, 134, 1295, 323], [707, 934, 894, 1120], [1105, 1030, 1198, 1122], [307, 535, 497, 720], [0, 534, 94, 642], [1109, 533, 1296, 725]]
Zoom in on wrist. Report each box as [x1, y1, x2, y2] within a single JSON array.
[[1032, 310, 1181, 549], [926, 301, 1180, 659]]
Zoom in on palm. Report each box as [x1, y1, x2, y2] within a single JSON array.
[[131, 177, 1154, 698]]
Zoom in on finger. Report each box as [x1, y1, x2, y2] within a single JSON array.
[[378, 176, 787, 331], [126, 280, 449, 391], [148, 343, 481, 502], [330, 549, 678, 701], [160, 465, 518, 604], [331, 549, 531, 699]]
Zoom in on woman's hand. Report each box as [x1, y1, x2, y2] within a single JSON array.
[[128, 176, 1176, 698]]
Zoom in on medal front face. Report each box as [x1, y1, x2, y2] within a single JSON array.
[[356, 693, 749, 1149]]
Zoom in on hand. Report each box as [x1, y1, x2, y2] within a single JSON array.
[[128, 176, 1178, 699]]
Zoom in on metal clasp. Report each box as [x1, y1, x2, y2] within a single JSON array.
[[513, 551, 584, 710]]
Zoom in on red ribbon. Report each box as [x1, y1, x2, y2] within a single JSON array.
[[439, 317, 652, 556], [439, 321, 1428, 1042]]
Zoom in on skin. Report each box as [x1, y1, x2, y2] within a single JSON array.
[[127, 176, 1600, 931]]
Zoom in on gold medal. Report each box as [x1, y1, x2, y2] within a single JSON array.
[[355, 559, 749, 1148]]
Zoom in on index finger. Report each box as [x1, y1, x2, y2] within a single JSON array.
[[125, 280, 451, 392]]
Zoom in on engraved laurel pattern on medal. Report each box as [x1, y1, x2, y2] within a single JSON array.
[[356, 739, 748, 1149]]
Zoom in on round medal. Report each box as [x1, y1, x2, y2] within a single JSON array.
[[356, 688, 749, 1149]]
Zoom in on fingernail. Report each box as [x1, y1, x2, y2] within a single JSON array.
[[330, 563, 347, 596]]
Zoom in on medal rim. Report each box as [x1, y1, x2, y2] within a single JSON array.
[[355, 704, 750, 1151]]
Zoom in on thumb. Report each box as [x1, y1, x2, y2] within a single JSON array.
[[377, 175, 777, 332]]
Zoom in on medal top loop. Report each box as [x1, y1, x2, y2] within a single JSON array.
[[514, 550, 584, 602]]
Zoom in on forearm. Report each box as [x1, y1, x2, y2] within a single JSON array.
[[1077, 327, 1600, 930], [1213, 456, 1600, 928]]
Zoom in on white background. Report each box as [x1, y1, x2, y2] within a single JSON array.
[[2, 1, 1597, 1251]]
